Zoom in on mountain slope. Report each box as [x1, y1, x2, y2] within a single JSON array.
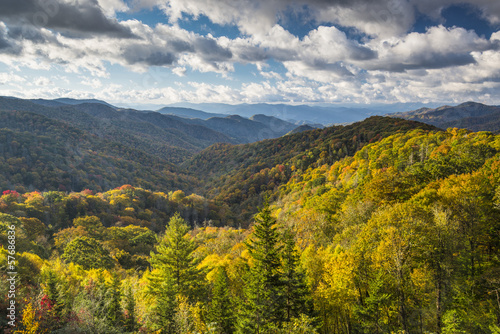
[[177, 114, 299, 143], [0, 109, 195, 192], [0, 97, 235, 163], [186, 116, 438, 224], [390, 101, 500, 133]]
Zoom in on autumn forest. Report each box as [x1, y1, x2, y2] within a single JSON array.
[[0, 100, 500, 334]]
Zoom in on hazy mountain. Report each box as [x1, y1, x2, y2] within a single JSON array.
[[390, 102, 500, 133], [250, 114, 298, 132], [0, 97, 232, 163], [157, 106, 226, 119], [180, 114, 299, 143], [167, 102, 383, 125], [0, 97, 303, 161]]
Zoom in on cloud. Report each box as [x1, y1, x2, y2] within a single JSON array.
[[2, 0, 500, 105], [144, 0, 417, 38], [0, 18, 237, 76], [96, 0, 129, 16], [0, 22, 21, 54], [194, 36, 232, 61], [0, 0, 134, 38], [260, 71, 283, 80], [413, 0, 500, 25], [81, 78, 103, 88], [0, 72, 26, 85], [365, 25, 497, 72], [34, 77, 53, 86], [172, 67, 187, 76]]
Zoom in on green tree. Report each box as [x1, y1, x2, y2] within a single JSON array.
[[73, 215, 105, 239], [147, 271, 179, 333], [124, 286, 137, 332], [149, 213, 202, 300], [237, 203, 284, 333], [208, 266, 235, 333], [42, 270, 66, 331], [62, 236, 113, 269], [281, 229, 314, 323], [106, 272, 123, 327]]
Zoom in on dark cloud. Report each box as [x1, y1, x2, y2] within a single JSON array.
[[237, 46, 268, 62], [370, 53, 477, 72], [349, 45, 378, 61], [194, 38, 232, 61], [0, 36, 10, 50], [138, 51, 177, 66], [122, 45, 177, 66], [7, 25, 63, 46], [0, 0, 134, 38], [169, 39, 194, 53], [308, 59, 355, 76], [0, 24, 20, 54], [120, 34, 234, 67], [267, 48, 298, 62]]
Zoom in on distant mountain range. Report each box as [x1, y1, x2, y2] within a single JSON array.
[[4, 97, 500, 134], [166, 102, 380, 125], [0, 97, 305, 162], [3, 94, 500, 196], [390, 102, 500, 133], [157, 106, 227, 119]]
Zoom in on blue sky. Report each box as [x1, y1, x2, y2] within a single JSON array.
[[0, 0, 500, 106]]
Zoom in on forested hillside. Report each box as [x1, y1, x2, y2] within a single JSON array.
[[187, 116, 437, 224], [0, 109, 194, 193], [1, 111, 499, 333]]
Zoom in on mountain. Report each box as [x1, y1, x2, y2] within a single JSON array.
[[186, 116, 438, 223], [1, 97, 303, 153], [168, 102, 383, 125], [54, 97, 117, 108], [0, 97, 233, 163], [170, 114, 299, 144], [2, 96, 500, 334], [250, 114, 299, 132], [157, 106, 226, 119], [0, 109, 195, 192], [390, 101, 500, 133], [286, 124, 316, 134]]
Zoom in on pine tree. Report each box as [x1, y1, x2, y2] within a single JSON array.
[[149, 213, 202, 300], [43, 270, 66, 330], [281, 229, 314, 323], [147, 271, 178, 333], [148, 213, 205, 333], [106, 272, 123, 327], [237, 202, 285, 333], [124, 286, 137, 332], [208, 266, 235, 333]]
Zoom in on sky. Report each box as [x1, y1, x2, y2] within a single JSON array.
[[0, 0, 500, 107]]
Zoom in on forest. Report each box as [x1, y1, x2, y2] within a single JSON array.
[[1, 116, 499, 333]]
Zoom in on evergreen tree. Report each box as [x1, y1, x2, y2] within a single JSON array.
[[44, 270, 66, 330], [124, 286, 137, 332], [149, 213, 202, 300], [208, 266, 235, 333], [106, 272, 124, 327], [281, 229, 314, 323], [147, 271, 179, 333], [237, 202, 285, 333]]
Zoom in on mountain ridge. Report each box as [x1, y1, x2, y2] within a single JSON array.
[[390, 101, 500, 133]]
